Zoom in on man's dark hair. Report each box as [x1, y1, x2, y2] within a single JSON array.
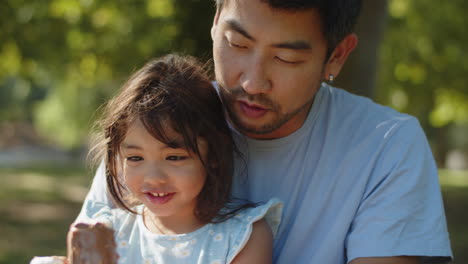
[[215, 0, 362, 58]]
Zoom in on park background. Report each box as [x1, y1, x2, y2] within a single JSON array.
[[0, 0, 467, 263]]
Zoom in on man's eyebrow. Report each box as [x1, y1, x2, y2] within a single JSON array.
[[225, 19, 310, 51], [226, 19, 255, 41], [272, 41, 312, 50]]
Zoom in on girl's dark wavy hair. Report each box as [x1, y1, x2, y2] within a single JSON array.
[[90, 54, 248, 223]]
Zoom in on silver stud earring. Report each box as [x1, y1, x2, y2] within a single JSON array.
[[328, 74, 334, 84]]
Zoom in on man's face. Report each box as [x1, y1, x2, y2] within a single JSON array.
[[211, 0, 328, 139]]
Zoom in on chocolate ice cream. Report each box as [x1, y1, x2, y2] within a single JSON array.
[[67, 222, 118, 264]]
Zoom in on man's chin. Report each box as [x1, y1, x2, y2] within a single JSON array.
[[230, 117, 279, 136]]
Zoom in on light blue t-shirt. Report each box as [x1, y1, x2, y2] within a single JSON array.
[[230, 83, 452, 263], [77, 83, 452, 263], [83, 199, 282, 264]]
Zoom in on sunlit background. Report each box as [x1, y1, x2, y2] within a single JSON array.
[[0, 0, 467, 263]]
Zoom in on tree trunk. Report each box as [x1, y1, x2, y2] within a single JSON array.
[[335, 0, 389, 99]]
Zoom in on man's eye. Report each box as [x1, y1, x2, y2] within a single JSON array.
[[126, 156, 143, 162], [166, 155, 188, 161], [275, 56, 301, 65], [228, 41, 247, 49]]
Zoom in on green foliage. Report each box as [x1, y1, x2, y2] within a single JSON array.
[[377, 0, 468, 128], [0, 0, 215, 148]]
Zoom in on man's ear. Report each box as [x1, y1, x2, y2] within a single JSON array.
[[324, 33, 358, 79]]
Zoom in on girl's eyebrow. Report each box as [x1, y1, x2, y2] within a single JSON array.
[[166, 139, 185, 149], [122, 143, 143, 150], [122, 139, 186, 150]]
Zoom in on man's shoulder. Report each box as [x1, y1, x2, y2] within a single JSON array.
[[317, 85, 422, 150], [327, 86, 400, 117], [324, 85, 414, 129]]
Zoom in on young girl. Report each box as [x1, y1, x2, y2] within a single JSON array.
[[34, 54, 281, 264]]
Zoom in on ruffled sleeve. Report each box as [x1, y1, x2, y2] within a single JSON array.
[[226, 198, 283, 263], [74, 202, 114, 229]]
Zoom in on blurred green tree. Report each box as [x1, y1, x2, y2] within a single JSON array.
[[0, 0, 214, 148], [2, 0, 467, 157], [377, 0, 468, 162], [336, 0, 388, 98]]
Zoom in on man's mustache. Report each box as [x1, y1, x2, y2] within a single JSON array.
[[222, 86, 279, 110]]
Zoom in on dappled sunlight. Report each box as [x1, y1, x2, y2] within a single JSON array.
[[439, 169, 468, 187], [0, 167, 86, 263], [2, 172, 88, 203], [3, 201, 77, 222]]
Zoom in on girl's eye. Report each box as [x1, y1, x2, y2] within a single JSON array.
[[166, 155, 188, 161], [126, 156, 143, 162]]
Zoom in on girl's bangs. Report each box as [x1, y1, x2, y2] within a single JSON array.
[[139, 110, 200, 155]]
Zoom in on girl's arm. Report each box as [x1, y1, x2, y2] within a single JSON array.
[[230, 219, 273, 264]]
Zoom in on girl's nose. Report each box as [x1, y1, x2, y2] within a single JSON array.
[[145, 164, 168, 183]]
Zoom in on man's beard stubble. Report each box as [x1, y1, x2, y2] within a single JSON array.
[[218, 86, 315, 136]]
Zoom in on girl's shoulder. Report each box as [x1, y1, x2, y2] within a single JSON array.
[[214, 198, 283, 263], [223, 198, 282, 235]]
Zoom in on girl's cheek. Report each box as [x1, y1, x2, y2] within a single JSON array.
[[123, 167, 140, 183]]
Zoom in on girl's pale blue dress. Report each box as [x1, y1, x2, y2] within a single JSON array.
[[91, 198, 282, 264]]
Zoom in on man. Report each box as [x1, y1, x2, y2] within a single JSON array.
[[78, 0, 452, 263]]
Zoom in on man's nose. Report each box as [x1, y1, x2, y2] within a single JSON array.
[[240, 53, 271, 95]]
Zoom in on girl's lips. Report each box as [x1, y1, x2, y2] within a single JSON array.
[[144, 192, 175, 205], [238, 101, 268, 118]]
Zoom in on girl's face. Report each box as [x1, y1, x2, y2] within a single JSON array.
[[121, 119, 208, 222]]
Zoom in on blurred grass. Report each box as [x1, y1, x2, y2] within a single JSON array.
[[439, 169, 468, 263], [0, 166, 466, 264], [0, 165, 91, 264]]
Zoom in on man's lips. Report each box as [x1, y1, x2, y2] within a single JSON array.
[[238, 101, 268, 118]]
